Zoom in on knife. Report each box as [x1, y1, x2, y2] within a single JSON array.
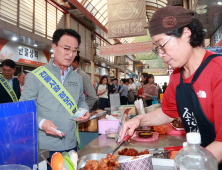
[[148, 146, 183, 153], [152, 150, 169, 156], [111, 135, 131, 155]]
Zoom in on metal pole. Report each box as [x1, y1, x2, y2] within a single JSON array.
[[91, 32, 95, 84]]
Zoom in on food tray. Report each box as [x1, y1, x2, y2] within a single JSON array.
[[77, 153, 130, 170], [170, 123, 185, 131], [77, 153, 174, 170]]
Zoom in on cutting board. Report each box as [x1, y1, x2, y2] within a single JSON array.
[[166, 123, 186, 135]]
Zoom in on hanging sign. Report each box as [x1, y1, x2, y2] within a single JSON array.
[[143, 68, 169, 76], [99, 41, 153, 56], [110, 69, 116, 78], [107, 0, 147, 39]]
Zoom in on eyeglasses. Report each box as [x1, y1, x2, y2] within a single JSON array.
[[152, 35, 174, 55], [58, 44, 78, 56]]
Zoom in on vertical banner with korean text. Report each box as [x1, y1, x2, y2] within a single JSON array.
[[107, 0, 147, 39]]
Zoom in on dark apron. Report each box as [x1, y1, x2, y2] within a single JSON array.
[[176, 54, 221, 147], [176, 54, 221, 169]]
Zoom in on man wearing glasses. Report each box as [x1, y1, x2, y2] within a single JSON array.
[[20, 29, 90, 167], [0, 59, 21, 103]]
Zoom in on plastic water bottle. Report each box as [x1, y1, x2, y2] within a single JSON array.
[[174, 132, 218, 170]]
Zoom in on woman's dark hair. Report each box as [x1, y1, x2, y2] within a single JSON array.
[[113, 78, 118, 81], [141, 72, 149, 85], [148, 74, 154, 83], [2, 59, 16, 69], [121, 79, 126, 84], [53, 29, 81, 46], [166, 18, 205, 48], [99, 76, 108, 84], [129, 78, 134, 83]]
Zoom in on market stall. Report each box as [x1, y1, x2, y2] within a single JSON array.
[[77, 133, 186, 169]]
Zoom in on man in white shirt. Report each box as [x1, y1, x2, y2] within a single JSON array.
[[72, 53, 97, 111]]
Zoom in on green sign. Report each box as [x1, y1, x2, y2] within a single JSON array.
[[135, 51, 158, 60], [135, 31, 159, 60]]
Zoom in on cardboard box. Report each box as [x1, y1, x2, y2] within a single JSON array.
[[120, 105, 136, 115], [78, 114, 106, 132], [98, 118, 120, 134]]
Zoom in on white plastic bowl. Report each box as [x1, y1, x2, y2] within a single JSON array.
[[0, 164, 31, 170], [118, 154, 153, 170]]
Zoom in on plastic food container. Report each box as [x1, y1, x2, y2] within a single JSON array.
[[0, 165, 31, 170], [118, 154, 153, 170], [105, 128, 117, 138]]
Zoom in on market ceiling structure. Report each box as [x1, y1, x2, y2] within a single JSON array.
[[53, 0, 222, 45], [76, 0, 168, 44]]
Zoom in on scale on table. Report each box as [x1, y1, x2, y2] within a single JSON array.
[[0, 100, 38, 169]]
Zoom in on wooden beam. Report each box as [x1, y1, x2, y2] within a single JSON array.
[[189, 0, 192, 9], [66, 13, 70, 28], [45, 0, 69, 14], [183, 0, 188, 9], [192, 0, 198, 11], [146, 5, 158, 11], [69, 0, 108, 34]]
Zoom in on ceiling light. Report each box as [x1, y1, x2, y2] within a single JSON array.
[[12, 37, 17, 41], [34, 44, 37, 47], [217, 2, 222, 5], [18, 46, 22, 49]]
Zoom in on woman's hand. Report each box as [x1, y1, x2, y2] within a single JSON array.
[[119, 116, 140, 140]]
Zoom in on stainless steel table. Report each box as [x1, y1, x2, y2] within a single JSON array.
[[77, 134, 186, 169], [78, 134, 186, 157], [38, 149, 49, 163]]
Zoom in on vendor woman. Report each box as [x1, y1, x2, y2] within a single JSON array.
[[120, 6, 222, 165]]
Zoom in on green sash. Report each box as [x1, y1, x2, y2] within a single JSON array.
[[0, 74, 18, 102], [32, 66, 81, 149]]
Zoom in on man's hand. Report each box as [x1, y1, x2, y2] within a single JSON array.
[[42, 120, 65, 137], [76, 112, 91, 122]]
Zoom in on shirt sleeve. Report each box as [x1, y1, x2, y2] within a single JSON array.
[[153, 86, 158, 100], [19, 73, 45, 129], [119, 86, 124, 94], [39, 119, 46, 130], [77, 76, 89, 111], [162, 78, 180, 118], [138, 88, 143, 95], [212, 65, 222, 142], [98, 85, 102, 91], [82, 73, 97, 110]]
